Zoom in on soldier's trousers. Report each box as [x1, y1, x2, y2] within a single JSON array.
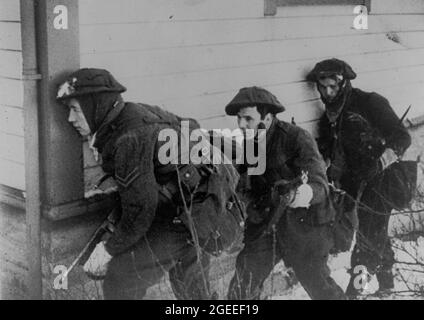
[[228, 209, 346, 300], [347, 183, 395, 293], [103, 217, 211, 300]]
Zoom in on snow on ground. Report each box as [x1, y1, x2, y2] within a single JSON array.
[[271, 236, 424, 300]]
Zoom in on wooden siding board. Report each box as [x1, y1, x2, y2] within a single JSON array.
[[80, 32, 424, 79], [115, 62, 424, 122], [372, 0, 424, 14], [0, 0, 20, 21], [0, 22, 21, 51], [0, 106, 24, 137], [0, 78, 23, 107], [79, 15, 424, 54], [0, 159, 25, 190], [0, 51, 22, 79], [79, 0, 264, 24], [0, 133, 24, 164]]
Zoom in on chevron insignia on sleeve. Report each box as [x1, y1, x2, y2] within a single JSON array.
[[115, 166, 141, 189]]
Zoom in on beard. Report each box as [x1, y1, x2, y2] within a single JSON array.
[[321, 80, 352, 113]]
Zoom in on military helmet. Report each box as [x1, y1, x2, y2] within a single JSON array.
[[225, 86, 285, 116], [56, 68, 126, 101], [306, 58, 357, 82]]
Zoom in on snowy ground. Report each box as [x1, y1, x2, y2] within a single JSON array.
[[269, 236, 424, 300]]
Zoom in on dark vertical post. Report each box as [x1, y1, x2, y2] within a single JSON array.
[[21, 0, 42, 300], [22, 0, 80, 298], [34, 0, 82, 209]]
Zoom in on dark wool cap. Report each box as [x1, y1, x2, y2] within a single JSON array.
[[225, 86, 285, 116], [57, 68, 126, 101], [306, 58, 357, 82]]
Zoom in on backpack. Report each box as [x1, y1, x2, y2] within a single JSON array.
[[175, 156, 246, 256], [144, 104, 246, 256]]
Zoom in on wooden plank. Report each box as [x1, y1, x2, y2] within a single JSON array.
[[397, 32, 424, 49], [120, 63, 424, 122], [139, 45, 424, 109], [276, 0, 363, 6], [79, 0, 263, 24], [0, 159, 25, 190], [275, 3, 359, 17], [372, 0, 424, 14], [353, 65, 424, 95], [0, 0, 20, 21], [80, 14, 424, 54], [380, 85, 424, 120], [0, 78, 23, 107], [0, 133, 24, 164], [80, 31, 423, 79], [0, 106, 24, 137], [0, 22, 21, 50], [0, 50, 22, 79]]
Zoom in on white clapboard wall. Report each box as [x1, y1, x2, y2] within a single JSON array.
[[79, 0, 424, 185], [0, 0, 25, 191]]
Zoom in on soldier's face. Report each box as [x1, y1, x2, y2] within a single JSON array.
[[67, 98, 91, 137], [317, 77, 341, 103], [237, 107, 270, 141]]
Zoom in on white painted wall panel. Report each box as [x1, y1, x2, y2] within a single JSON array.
[[0, 0, 20, 21], [0, 160, 24, 190], [79, 0, 264, 24], [0, 51, 22, 79], [0, 78, 23, 108], [0, 2, 24, 190], [0, 133, 24, 164], [80, 15, 424, 54], [0, 22, 21, 51], [0, 106, 24, 137]]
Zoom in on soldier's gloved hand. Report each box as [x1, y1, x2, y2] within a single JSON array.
[[379, 148, 398, 171], [288, 184, 313, 208], [83, 241, 112, 279]]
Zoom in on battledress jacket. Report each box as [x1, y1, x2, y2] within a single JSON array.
[[317, 88, 411, 186], [92, 101, 201, 256], [244, 118, 334, 225]]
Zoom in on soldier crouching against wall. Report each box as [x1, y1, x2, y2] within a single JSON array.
[[56, 68, 243, 300], [306, 59, 413, 298], [225, 86, 346, 300]]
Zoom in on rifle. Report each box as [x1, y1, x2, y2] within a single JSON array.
[[263, 171, 308, 235], [399, 105, 411, 124], [63, 207, 120, 280]]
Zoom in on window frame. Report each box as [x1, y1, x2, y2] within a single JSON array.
[[264, 0, 371, 16]]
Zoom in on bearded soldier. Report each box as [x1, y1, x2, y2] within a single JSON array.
[[225, 86, 346, 300], [56, 68, 242, 300], [307, 58, 413, 297]]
